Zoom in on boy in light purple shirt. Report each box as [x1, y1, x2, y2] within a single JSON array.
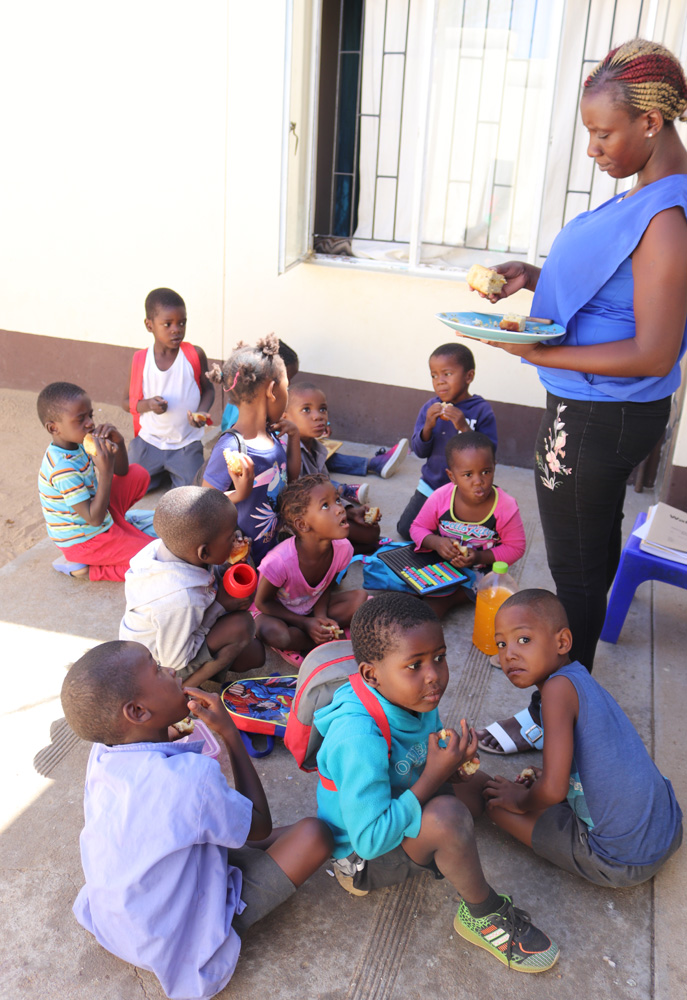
[[62, 640, 332, 1000]]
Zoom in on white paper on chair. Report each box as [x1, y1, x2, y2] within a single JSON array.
[[634, 504, 687, 565]]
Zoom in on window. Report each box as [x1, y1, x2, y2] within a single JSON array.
[[281, 0, 687, 275]]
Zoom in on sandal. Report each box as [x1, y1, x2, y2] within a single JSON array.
[[477, 707, 544, 755], [52, 557, 89, 579], [270, 647, 304, 668]]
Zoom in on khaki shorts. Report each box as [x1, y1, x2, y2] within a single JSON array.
[[228, 845, 296, 936], [176, 639, 212, 681]]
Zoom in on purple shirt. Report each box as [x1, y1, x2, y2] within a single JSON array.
[[73, 740, 252, 1000], [410, 394, 498, 493]]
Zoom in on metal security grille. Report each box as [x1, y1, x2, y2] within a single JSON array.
[[313, 0, 687, 268]]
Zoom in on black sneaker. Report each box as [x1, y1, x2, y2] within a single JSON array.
[[454, 894, 559, 973]]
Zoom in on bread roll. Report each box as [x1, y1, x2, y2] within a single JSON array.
[[190, 411, 212, 426], [460, 757, 481, 776], [173, 717, 195, 735], [364, 506, 381, 524], [519, 767, 536, 781], [466, 264, 506, 296], [83, 433, 97, 457], [223, 449, 244, 477], [499, 314, 526, 332], [228, 536, 251, 564]]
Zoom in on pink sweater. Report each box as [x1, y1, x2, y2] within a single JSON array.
[[409, 484, 526, 568]]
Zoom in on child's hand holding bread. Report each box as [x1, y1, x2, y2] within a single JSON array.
[[223, 451, 255, 502]]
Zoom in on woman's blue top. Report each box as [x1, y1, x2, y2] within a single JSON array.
[[531, 174, 687, 402]]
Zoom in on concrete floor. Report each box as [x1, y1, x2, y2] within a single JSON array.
[[1, 445, 684, 1000]]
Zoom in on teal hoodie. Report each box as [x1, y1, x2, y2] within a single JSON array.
[[314, 680, 442, 859]]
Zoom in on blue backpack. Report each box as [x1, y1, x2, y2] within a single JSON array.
[[337, 541, 418, 593]]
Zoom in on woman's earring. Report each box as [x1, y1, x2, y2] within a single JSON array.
[[647, 132, 653, 137]]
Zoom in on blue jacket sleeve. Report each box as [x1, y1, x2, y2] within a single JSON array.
[[474, 401, 498, 451], [322, 727, 423, 859], [411, 401, 434, 459]]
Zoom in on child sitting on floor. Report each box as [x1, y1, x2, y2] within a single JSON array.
[[483, 589, 683, 886], [315, 592, 559, 973], [37, 381, 152, 581], [254, 474, 368, 666], [398, 342, 497, 539], [409, 431, 525, 617], [120, 486, 264, 685], [62, 640, 332, 1000], [123, 287, 215, 491], [201, 335, 300, 565], [284, 382, 381, 554]]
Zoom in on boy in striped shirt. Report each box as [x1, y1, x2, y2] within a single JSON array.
[[38, 382, 151, 581]]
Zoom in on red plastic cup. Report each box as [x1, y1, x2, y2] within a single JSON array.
[[223, 562, 258, 599]]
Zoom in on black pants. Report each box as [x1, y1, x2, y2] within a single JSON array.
[[397, 490, 429, 540], [528, 392, 670, 722]]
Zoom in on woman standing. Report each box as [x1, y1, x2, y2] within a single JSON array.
[[477, 39, 687, 755]]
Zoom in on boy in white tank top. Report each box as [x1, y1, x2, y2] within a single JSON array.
[[123, 288, 215, 491]]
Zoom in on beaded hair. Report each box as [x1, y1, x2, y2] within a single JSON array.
[[206, 333, 286, 403], [278, 473, 330, 533], [584, 38, 687, 122]]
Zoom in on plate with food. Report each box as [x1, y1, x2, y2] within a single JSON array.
[[436, 310, 566, 344]]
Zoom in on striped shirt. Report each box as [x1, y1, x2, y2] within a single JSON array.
[[38, 443, 113, 546]]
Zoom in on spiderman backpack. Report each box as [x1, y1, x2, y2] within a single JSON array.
[[284, 640, 391, 786], [221, 674, 298, 758]]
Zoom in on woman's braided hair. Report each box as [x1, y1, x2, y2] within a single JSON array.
[[278, 473, 330, 533], [584, 38, 687, 123], [206, 333, 286, 402]]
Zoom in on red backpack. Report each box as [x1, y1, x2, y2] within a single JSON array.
[[284, 640, 391, 790], [128, 342, 202, 436]]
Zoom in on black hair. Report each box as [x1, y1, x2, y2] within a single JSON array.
[[287, 381, 324, 401], [498, 589, 569, 630], [145, 287, 186, 319], [277, 473, 330, 533], [206, 334, 286, 403], [351, 592, 439, 664], [430, 342, 475, 372], [37, 381, 88, 425], [445, 431, 495, 466], [61, 641, 145, 744], [153, 486, 237, 557], [278, 339, 299, 372]]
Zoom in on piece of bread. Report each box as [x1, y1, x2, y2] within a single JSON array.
[[499, 314, 526, 332], [173, 717, 195, 735], [519, 767, 536, 781], [83, 433, 97, 457], [438, 728, 449, 742], [452, 540, 469, 557], [364, 506, 381, 525], [460, 757, 481, 776], [190, 411, 212, 426], [228, 535, 251, 564], [324, 624, 344, 639], [223, 449, 244, 477], [466, 264, 506, 296]]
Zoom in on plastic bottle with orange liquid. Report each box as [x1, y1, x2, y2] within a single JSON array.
[[472, 561, 518, 655]]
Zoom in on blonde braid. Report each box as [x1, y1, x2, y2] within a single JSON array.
[[585, 38, 687, 122]]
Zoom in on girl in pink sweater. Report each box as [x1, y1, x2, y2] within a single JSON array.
[[409, 432, 525, 616]]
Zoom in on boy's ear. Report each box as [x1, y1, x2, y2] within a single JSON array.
[[465, 369, 475, 385], [144, 317, 153, 333], [45, 420, 58, 436], [556, 627, 573, 655], [123, 700, 153, 725], [359, 662, 378, 687], [197, 543, 212, 564]]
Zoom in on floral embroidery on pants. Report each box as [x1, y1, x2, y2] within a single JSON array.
[[536, 403, 572, 491]]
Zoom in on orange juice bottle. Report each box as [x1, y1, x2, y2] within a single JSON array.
[[472, 562, 518, 655]]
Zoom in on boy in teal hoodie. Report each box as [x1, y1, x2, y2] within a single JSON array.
[[314, 593, 559, 974]]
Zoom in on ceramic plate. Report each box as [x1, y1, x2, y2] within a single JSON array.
[[436, 311, 566, 344]]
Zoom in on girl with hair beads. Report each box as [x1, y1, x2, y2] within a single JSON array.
[[202, 335, 300, 565], [254, 474, 368, 665]]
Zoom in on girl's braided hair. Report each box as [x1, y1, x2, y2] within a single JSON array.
[[277, 473, 330, 533], [584, 38, 687, 123], [206, 333, 286, 402]]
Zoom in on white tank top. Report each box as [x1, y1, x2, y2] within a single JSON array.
[[138, 346, 205, 450]]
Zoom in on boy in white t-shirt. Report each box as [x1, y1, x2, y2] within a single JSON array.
[[122, 287, 215, 491]]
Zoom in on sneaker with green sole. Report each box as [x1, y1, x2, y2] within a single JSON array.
[[454, 894, 559, 973]]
